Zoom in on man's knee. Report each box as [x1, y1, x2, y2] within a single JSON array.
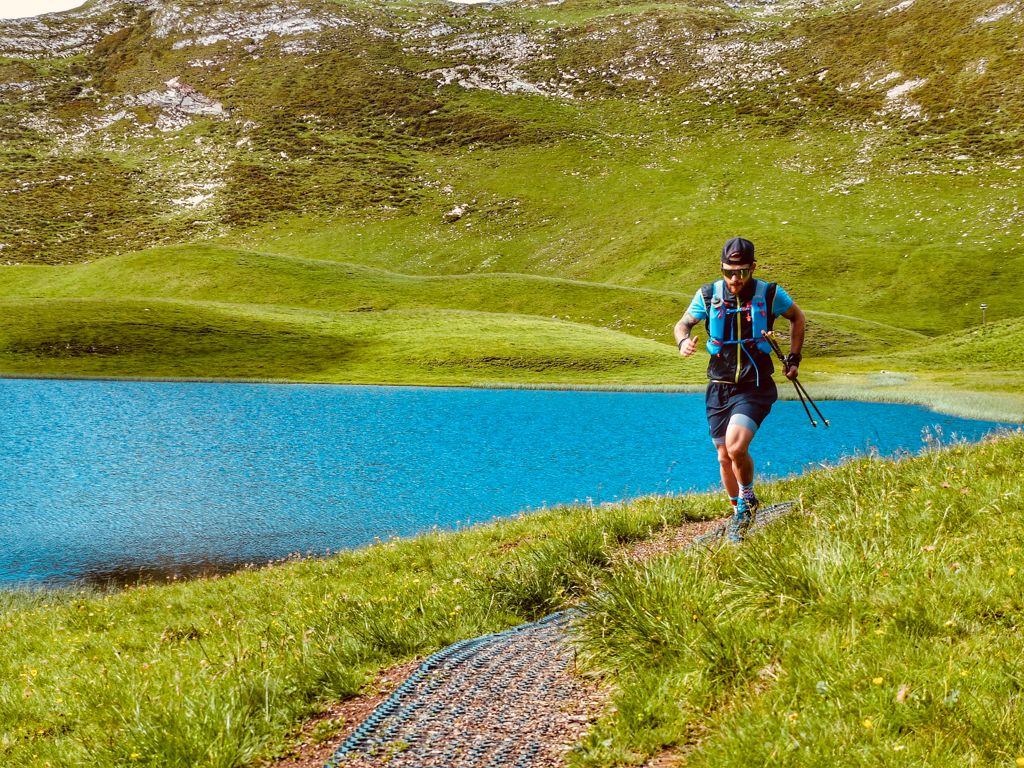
[[716, 445, 732, 467], [723, 445, 749, 465], [724, 428, 754, 458]]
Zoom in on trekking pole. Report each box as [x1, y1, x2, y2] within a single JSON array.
[[765, 332, 830, 427], [761, 331, 830, 428], [762, 331, 814, 427], [792, 376, 830, 428], [784, 363, 830, 427], [763, 330, 816, 426], [791, 370, 817, 427]]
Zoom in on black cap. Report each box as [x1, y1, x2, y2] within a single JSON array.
[[721, 236, 755, 265]]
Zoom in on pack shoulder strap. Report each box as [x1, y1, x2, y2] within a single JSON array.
[[700, 282, 714, 308], [700, 282, 715, 328], [765, 281, 778, 331]]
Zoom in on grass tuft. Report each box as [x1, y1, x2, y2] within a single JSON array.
[[572, 431, 1024, 766]]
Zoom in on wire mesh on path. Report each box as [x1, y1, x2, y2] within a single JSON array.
[[327, 610, 593, 768], [327, 502, 795, 768], [691, 500, 795, 547]]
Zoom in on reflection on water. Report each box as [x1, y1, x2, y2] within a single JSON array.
[[0, 379, 1011, 587]]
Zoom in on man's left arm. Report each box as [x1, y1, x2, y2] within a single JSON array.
[[780, 303, 805, 380]]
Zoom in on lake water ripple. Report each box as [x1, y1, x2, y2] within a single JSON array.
[[0, 379, 1010, 586]]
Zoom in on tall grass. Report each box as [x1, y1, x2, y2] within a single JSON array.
[[0, 493, 704, 767], [572, 431, 1024, 766], [489, 496, 687, 618]]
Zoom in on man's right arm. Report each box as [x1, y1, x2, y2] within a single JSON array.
[[674, 313, 701, 357]]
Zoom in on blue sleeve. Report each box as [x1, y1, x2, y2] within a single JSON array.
[[772, 285, 794, 317], [686, 289, 708, 321]]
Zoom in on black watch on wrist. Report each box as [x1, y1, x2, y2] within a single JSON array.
[[785, 352, 802, 367]]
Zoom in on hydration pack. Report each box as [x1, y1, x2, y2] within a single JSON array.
[[702, 279, 777, 357]]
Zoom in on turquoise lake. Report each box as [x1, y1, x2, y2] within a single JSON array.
[[0, 379, 1013, 586]]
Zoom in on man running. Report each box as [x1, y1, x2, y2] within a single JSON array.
[[674, 236, 806, 542]]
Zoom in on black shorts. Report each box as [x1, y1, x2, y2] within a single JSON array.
[[705, 380, 778, 445]]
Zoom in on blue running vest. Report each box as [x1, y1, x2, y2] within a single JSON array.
[[704, 279, 775, 357]]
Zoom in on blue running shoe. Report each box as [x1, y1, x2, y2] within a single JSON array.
[[726, 503, 753, 543], [741, 489, 760, 523]]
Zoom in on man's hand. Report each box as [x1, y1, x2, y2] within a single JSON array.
[[678, 335, 699, 357], [784, 352, 801, 380]]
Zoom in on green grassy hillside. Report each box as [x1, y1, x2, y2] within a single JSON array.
[[0, 243, 926, 358], [740, 319, 1024, 422], [868, 317, 1024, 373], [796, 318, 1024, 420], [243, 135, 1023, 331], [0, 0, 1022, 403], [0, 297, 692, 385]]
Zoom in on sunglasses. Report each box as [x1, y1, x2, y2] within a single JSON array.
[[721, 267, 753, 279]]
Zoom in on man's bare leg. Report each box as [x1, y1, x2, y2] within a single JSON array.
[[720, 422, 758, 541], [724, 423, 756, 487], [715, 443, 739, 500]]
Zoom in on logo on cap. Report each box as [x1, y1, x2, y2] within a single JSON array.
[[721, 236, 755, 265]]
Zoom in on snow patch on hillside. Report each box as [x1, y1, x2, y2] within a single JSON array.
[[170, 181, 221, 210], [886, 77, 926, 100], [883, 77, 927, 119]]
